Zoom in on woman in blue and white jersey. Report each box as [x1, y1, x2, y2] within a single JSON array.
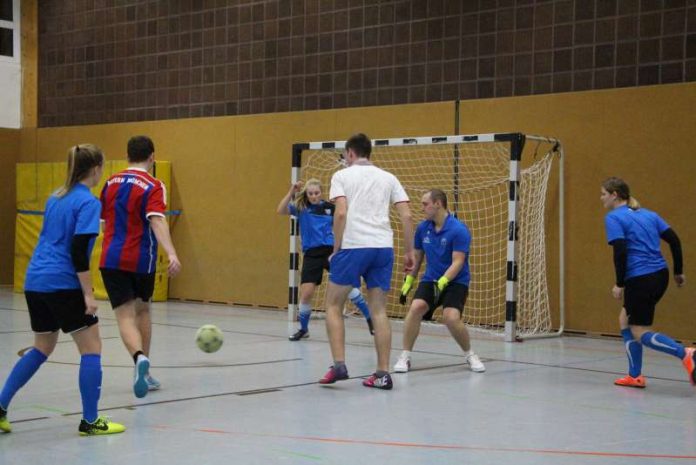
[[601, 177, 694, 389], [277, 179, 372, 341]]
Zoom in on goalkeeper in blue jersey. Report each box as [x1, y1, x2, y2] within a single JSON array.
[[277, 179, 373, 340], [601, 177, 694, 389], [394, 189, 485, 373]]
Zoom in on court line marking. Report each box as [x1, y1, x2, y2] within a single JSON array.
[[53, 361, 473, 418], [42, 357, 302, 370], [158, 424, 696, 460]]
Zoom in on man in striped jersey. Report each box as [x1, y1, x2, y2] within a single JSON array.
[[100, 135, 181, 398]]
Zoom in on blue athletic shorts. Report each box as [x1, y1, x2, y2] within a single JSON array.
[[329, 248, 394, 291]]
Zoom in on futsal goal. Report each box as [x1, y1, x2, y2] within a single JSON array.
[[288, 133, 564, 342]]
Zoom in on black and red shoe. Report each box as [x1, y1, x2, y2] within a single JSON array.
[[362, 372, 393, 390], [319, 365, 349, 384]]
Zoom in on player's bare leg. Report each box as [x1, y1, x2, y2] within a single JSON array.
[[366, 287, 391, 372]]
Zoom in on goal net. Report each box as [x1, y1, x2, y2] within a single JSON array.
[[289, 133, 562, 340]]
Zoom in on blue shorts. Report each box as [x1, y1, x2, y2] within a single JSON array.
[[329, 248, 394, 291]]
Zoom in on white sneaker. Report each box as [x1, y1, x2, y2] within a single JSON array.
[[393, 351, 411, 373], [145, 373, 161, 391], [465, 352, 485, 373]]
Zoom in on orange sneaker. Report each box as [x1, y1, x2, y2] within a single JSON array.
[[614, 375, 646, 388], [682, 347, 696, 385]]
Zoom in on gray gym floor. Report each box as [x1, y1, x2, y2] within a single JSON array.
[[1, 287, 695, 464]]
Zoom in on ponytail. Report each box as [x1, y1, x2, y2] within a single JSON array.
[[55, 144, 104, 197], [602, 176, 641, 210], [628, 197, 641, 210]]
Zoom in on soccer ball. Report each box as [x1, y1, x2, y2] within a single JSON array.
[[195, 324, 223, 353]]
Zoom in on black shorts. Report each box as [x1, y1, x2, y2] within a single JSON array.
[[100, 268, 156, 309], [25, 289, 98, 334], [624, 268, 669, 326], [413, 281, 469, 316], [301, 246, 332, 285]]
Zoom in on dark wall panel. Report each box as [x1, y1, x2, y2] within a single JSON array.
[[38, 0, 696, 127]]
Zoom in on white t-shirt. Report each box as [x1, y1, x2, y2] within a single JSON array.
[[329, 163, 409, 248]]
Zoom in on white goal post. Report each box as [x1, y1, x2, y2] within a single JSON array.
[[288, 133, 564, 342]]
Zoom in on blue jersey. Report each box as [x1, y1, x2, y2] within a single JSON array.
[[604, 205, 669, 280], [415, 214, 471, 286], [289, 201, 334, 252], [25, 184, 101, 292]]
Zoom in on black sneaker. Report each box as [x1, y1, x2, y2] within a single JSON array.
[[78, 416, 126, 436], [366, 318, 374, 335], [289, 329, 309, 341], [362, 372, 393, 390], [0, 405, 10, 433]]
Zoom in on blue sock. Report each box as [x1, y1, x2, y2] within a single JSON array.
[[621, 328, 642, 377], [79, 354, 102, 423], [0, 348, 48, 410], [299, 303, 312, 332], [640, 332, 686, 359], [348, 288, 371, 321]]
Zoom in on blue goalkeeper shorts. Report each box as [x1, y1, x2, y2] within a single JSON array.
[[329, 248, 394, 291]]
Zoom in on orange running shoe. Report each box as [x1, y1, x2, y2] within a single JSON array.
[[682, 347, 696, 385], [614, 375, 646, 388]]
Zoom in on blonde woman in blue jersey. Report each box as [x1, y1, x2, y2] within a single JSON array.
[[0, 145, 125, 435], [601, 177, 694, 389], [277, 179, 373, 341]]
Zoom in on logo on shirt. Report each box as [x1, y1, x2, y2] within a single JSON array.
[[107, 176, 151, 191], [440, 238, 448, 246]]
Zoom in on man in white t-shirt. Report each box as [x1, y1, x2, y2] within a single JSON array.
[[318, 133, 414, 390]]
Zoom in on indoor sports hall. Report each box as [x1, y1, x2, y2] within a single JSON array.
[[1, 2, 695, 464]]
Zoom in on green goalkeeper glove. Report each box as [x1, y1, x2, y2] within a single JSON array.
[[437, 276, 450, 291], [400, 275, 415, 305], [433, 276, 449, 305]]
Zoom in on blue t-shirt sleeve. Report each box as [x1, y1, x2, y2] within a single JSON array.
[[452, 227, 471, 254], [75, 198, 101, 235], [604, 214, 624, 244], [414, 222, 425, 250], [653, 212, 670, 234], [288, 203, 298, 216]]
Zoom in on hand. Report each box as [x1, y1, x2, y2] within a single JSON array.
[[437, 276, 449, 292], [675, 274, 686, 287], [291, 181, 304, 193], [612, 285, 623, 300], [168, 254, 182, 277], [403, 250, 416, 273], [84, 294, 98, 316], [399, 275, 415, 305]]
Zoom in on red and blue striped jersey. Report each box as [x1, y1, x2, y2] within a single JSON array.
[[99, 168, 167, 274]]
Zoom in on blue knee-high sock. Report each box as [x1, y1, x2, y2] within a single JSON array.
[[0, 348, 48, 410], [299, 303, 312, 331], [348, 288, 371, 320], [79, 354, 102, 423], [640, 332, 686, 359], [621, 328, 642, 377]]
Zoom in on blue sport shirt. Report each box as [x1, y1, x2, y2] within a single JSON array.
[[25, 184, 101, 292], [415, 214, 471, 286], [289, 201, 335, 252], [604, 205, 669, 280]]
